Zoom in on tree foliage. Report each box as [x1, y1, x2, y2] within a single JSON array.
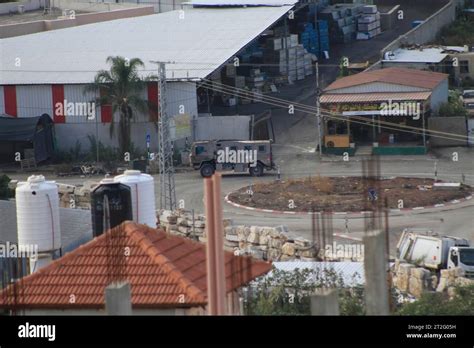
[[243, 267, 365, 316], [438, 90, 468, 117], [398, 285, 474, 315], [0, 175, 14, 200], [86, 56, 157, 155]]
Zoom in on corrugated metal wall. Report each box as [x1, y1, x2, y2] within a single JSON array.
[[331, 82, 427, 94], [16, 85, 52, 118], [430, 79, 449, 112], [1, 81, 197, 151], [166, 81, 197, 118], [64, 84, 100, 124], [0, 86, 4, 114]]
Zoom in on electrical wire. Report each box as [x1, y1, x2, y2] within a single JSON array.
[[199, 78, 471, 141], [194, 79, 472, 143]]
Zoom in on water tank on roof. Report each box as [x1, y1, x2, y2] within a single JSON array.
[[16, 175, 61, 252], [113, 170, 157, 227], [91, 178, 133, 237]]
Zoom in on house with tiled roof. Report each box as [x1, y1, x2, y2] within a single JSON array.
[[0, 221, 272, 315], [320, 67, 448, 155]]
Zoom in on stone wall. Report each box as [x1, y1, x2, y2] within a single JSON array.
[[58, 181, 98, 210], [158, 209, 320, 262], [392, 260, 474, 298]]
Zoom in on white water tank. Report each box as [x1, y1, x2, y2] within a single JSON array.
[[16, 175, 61, 252], [113, 170, 157, 227], [29, 253, 54, 273]]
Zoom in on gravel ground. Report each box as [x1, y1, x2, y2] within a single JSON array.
[[228, 177, 473, 212]]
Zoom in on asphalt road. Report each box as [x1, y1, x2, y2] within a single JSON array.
[[7, 144, 474, 256], [5, 1, 468, 256]]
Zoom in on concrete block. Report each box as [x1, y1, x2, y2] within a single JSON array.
[[281, 242, 296, 256], [105, 282, 132, 315]]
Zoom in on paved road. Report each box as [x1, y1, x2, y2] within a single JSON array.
[[5, 1, 466, 256], [8, 145, 474, 256]]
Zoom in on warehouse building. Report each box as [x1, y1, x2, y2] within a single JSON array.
[[320, 67, 448, 155], [0, 1, 312, 155]]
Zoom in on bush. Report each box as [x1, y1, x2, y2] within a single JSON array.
[[243, 267, 365, 315], [398, 285, 474, 315], [0, 175, 14, 200], [438, 90, 468, 117], [438, 16, 474, 46]]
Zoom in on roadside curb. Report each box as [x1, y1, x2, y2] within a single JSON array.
[[224, 193, 474, 218], [333, 233, 363, 242]]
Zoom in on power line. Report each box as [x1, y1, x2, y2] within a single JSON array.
[[195, 79, 471, 143], [199, 78, 471, 141]]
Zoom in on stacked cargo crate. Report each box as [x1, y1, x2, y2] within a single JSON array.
[[300, 21, 329, 59], [246, 68, 265, 102], [263, 34, 313, 83], [318, 20, 330, 55], [300, 23, 319, 55], [356, 5, 381, 40], [319, 4, 363, 44]]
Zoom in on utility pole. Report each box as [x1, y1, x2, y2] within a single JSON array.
[[204, 173, 226, 315], [316, 61, 322, 159], [364, 229, 390, 315], [157, 62, 176, 210]]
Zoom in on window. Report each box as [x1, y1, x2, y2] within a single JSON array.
[[258, 145, 266, 152], [460, 61, 469, 74], [195, 146, 206, 155], [460, 249, 474, 266], [244, 145, 252, 151], [230, 146, 237, 152], [450, 250, 458, 266]]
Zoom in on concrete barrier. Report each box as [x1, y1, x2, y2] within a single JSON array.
[[379, 4, 399, 32], [0, 6, 154, 38], [428, 116, 468, 147], [379, 0, 464, 59], [0, 0, 42, 15]]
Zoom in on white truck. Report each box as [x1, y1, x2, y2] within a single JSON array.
[[397, 229, 474, 279]]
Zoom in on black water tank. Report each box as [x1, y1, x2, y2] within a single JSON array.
[[91, 179, 133, 237]]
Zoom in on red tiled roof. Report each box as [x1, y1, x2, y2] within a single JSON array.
[[320, 92, 432, 104], [0, 222, 272, 309], [324, 68, 448, 91]]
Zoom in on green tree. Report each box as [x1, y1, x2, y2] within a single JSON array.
[[438, 90, 468, 117], [339, 56, 350, 78], [0, 175, 14, 200], [86, 56, 157, 155], [398, 285, 474, 315], [243, 267, 365, 315]]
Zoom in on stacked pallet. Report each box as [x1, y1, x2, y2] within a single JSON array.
[[356, 5, 381, 40], [263, 34, 314, 82], [246, 68, 265, 101], [318, 20, 330, 54], [319, 4, 363, 44], [300, 23, 319, 55]]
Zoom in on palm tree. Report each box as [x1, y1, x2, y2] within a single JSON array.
[[86, 56, 157, 156]]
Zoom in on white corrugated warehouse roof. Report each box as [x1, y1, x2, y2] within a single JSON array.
[[383, 48, 448, 63], [186, 0, 298, 6], [0, 5, 293, 85], [272, 261, 365, 286]]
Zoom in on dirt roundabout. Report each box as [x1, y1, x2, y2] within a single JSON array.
[[227, 177, 473, 213]]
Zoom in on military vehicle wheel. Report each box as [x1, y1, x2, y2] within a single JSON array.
[[200, 163, 215, 178], [250, 163, 264, 177]]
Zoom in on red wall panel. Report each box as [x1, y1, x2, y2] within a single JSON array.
[[147, 82, 159, 121], [100, 88, 112, 123], [52, 84, 65, 123], [3, 86, 17, 117]]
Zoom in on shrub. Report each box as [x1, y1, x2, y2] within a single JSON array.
[[0, 175, 14, 200], [398, 285, 474, 315]]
